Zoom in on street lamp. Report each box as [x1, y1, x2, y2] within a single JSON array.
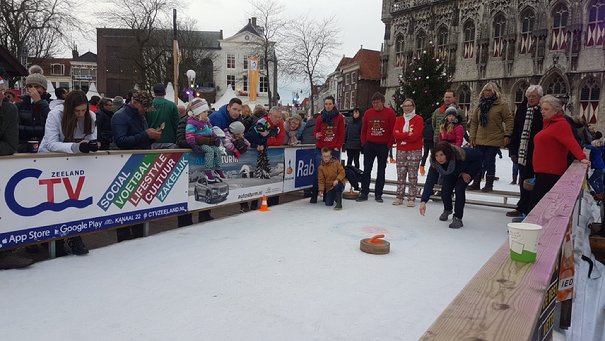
[[186, 69, 196, 101]]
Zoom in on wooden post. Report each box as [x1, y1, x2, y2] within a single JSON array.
[[172, 9, 179, 103]]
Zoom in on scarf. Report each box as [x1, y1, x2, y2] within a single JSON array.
[[430, 145, 465, 176], [321, 108, 339, 124], [518, 106, 536, 166], [479, 96, 497, 127], [403, 110, 416, 132]]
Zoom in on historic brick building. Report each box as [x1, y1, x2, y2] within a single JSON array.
[[315, 48, 383, 115], [381, 0, 605, 128]]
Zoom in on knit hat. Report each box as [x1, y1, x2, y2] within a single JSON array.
[[152, 83, 166, 96], [112, 96, 124, 111], [189, 98, 209, 116], [131, 90, 154, 109], [445, 105, 458, 116], [25, 65, 48, 90], [229, 121, 245, 135]]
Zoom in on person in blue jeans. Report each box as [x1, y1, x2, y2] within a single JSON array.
[[318, 148, 346, 210], [419, 142, 483, 228]]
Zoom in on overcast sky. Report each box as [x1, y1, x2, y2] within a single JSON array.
[[81, 0, 385, 103], [189, 0, 385, 102]]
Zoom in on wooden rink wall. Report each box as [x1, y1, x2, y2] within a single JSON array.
[[1, 150, 589, 339], [421, 162, 588, 341]]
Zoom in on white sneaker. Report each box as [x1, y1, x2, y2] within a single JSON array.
[[392, 198, 403, 206], [406, 200, 416, 207]]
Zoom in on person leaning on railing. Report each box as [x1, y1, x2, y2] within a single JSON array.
[[527, 95, 590, 214], [38, 90, 98, 256]]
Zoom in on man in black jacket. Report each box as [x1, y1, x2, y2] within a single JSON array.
[[507, 85, 544, 220], [111, 90, 162, 241]]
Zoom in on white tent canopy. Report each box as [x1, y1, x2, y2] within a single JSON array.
[[46, 80, 57, 100], [212, 86, 237, 109], [86, 83, 101, 100], [165, 82, 186, 107]]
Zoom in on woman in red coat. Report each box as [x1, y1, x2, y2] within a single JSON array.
[[527, 95, 589, 215], [392, 98, 424, 207]]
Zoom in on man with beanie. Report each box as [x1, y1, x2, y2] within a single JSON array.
[[146, 83, 179, 149], [111, 90, 162, 241], [17, 65, 51, 152], [357, 92, 396, 202], [111, 90, 161, 150]]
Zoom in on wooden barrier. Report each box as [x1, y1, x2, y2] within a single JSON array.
[[420, 162, 587, 340], [371, 179, 520, 209]]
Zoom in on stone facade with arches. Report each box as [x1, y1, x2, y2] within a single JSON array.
[[381, 0, 605, 129]]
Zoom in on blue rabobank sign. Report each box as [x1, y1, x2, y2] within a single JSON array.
[[294, 149, 315, 188]]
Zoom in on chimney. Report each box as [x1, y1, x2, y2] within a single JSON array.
[[72, 48, 79, 59], [251, 17, 257, 27]]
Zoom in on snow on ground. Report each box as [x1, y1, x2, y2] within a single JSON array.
[[0, 153, 548, 340]]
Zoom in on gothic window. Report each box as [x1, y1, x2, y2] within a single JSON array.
[[416, 30, 427, 57], [551, 4, 570, 50], [586, 0, 605, 46], [395, 34, 405, 68], [545, 75, 567, 96], [437, 26, 449, 60], [463, 20, 475, 59], [520, 8, 536, 54], [513, 82, 529, 111], [458, 86, 472, 115], [493, 14, 506, 57], [580, 79, 601, 124]]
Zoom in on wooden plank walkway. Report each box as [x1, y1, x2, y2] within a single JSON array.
[[420, 162, 587, 340]]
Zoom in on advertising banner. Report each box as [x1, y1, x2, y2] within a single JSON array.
[[248, 56, 259, 102], [283, 147, 315, 192], [0, 152, 189, 248], [187, 148, 285, 210]]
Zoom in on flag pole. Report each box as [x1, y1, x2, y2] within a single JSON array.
[[172, 9, 179, 103]]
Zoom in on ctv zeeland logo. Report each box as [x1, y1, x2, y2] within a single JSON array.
[[5, 168, 92, 217]]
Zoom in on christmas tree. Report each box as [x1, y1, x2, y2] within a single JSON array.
[[254, 150, 271, 179], [392, 45, 451, 119]]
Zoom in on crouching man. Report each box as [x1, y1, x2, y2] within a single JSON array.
[[318, 147, 346, 210]]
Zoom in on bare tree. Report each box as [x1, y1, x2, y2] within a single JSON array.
[[98, 0, 179, 89], [281, 15, 340, 112], [248, 0, 286, 106], [143, 19, 219, 98], [0, 0, 84, 59]]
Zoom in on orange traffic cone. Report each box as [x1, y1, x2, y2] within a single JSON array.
[[259, 196, 270, 212]]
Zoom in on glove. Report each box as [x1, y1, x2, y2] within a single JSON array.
[[233, 149, 241, 158], [88, 140, 98, 152], [78, 142, 90, 153]]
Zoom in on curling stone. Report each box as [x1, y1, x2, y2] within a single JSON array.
[[360, 234, 390, 255]]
